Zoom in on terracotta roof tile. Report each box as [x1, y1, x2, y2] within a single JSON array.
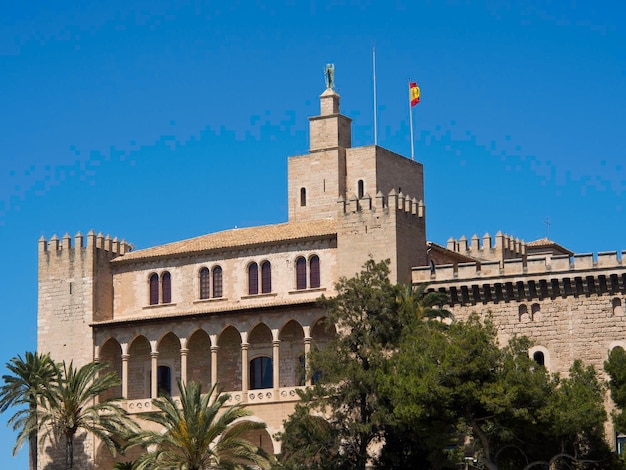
[[90, 295, 323, 326], [526, 237, 573, 256], [112, 219, 337, 263]]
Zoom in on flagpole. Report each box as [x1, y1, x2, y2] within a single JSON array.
[[372, 46, 378, 146], [408, 79, 415, 160]]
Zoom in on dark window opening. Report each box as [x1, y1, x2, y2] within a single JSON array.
[[310, 255, 320, 288], [157, 365, 171, 396], [212, 266, 223, 298], [250, 356, 273, 390], [533, 351, 545, 367], [199, 267, 210, 300], [149, 273, 159, 305], [300, 187, 307, 207], [248, 263, 259, 295], [357, 180, 364, 199], [261, 261, 272, 293], [518, 304, 528, 321], [296, 257, 307, 290], [161, 272, 172, 304]]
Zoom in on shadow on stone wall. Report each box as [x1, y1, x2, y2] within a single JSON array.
[[43, 432, 92, 470]]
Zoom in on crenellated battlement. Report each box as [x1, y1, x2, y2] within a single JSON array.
[[414, 250, 626, 283], [337, 189, 425, 219], [446, 231, 526, 263], [414, 250, 626, 307], [39, 230, 133, 258]]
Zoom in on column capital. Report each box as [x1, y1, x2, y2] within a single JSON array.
[[241, 342, 250, 351], [121, 353, 130, 361], [273, 340, 281, 347], [180, 348, 189, 356], [150, 351, 159, 359], [210, 345, 219, 353]]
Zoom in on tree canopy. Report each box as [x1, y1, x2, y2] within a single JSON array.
[[277, 259, 621, 470], [0, 351, 57, 470]]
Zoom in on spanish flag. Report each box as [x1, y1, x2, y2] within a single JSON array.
[[410, 82, 420, 107]]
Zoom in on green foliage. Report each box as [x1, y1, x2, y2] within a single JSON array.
[[279, 259, 401, 470], [0, 351, 57, 470], [277, 261, 618, 470], [130, 380, 272, 470], [274, 401, 340, 470], [38, 360, 138, 470], [113, 461, 136, 470], [605, 346, 626, 433], [387, 315, 617, 469], [397, 282, 453, 322]]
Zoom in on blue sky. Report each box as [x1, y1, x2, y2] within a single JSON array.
[[1, 1, 625, 465]]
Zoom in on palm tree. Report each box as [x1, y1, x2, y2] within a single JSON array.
[[132, 380, 272, 470], [398, 283, 453, 322], [38, 360, 138, 470], [0, 351, 58, 470], [113, 461, 136, 470]]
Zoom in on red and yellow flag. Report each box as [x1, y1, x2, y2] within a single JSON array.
[[409, 82, 420, 107]]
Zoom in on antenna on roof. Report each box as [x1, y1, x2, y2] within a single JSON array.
[[544, 217, 550, 239]]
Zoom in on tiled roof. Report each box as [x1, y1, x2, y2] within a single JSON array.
[[112, 219, 337, 263], [526, 237, 552, 247], [90, 295, 323, 327], [527, 237, 574, 256], [426, 241, 477, 263]]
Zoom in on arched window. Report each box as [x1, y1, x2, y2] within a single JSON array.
[[533, 351, 545, 367], [310, 255, 320, 288], [357, 179, 364, 199], [248, 263, 259, 295], [261, 261, 272, 293], [157, 365, 171, 396], [212, 266, 223, 298], [199, 268, 210, 300], [300, 187, 307, 207], [161, 272, 172, 304], [518, 304, 528, 321], [250, 356, 273, 390], [149, 273, 159, 305], [296, 257, 307, 290], [613, 298, 623, 316], [531, 303, 540, 320]]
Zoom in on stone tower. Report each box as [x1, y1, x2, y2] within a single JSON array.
[[37, 231, 130, 366], [287, 84, 427, 284]]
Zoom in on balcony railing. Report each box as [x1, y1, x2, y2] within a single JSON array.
[[122, 385, 304, 414]]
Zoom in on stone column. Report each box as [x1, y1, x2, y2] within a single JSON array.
[[272, 328, 280, 391], [210, 345, 219, 387], [273, 340, 280, 390], [150, 352, 159, 398], [121, 354, 129, 399], [304, 336, 312, 386], [180, 347, 189, 387], [241, 342, 249, 393]]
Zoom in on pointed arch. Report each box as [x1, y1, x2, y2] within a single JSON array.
[[218, 326, 242, 391], [187, 329, 212, 391], [128, 335, 151, 400], [279, 320, 305, 387], [157, 332, 181, 396], [98, 338, 122, 401]]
